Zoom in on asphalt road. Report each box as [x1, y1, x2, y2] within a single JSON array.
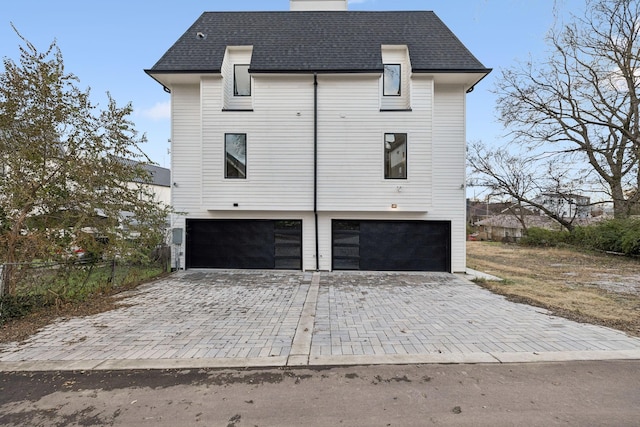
[[1, 361, 639, 426]]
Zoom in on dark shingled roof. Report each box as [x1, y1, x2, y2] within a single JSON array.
[[148, 11, 489, 74], [141, 163, 171, 188], [119, 158, 171, 187]]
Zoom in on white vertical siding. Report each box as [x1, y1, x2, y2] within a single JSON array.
[[316, 74, 431, 212], [171, 75, 317, 270], [432, 83, 467, 272], [170, 84, 202, 269], [171, 84, 202, 214], [202, 75, 315, 211], [314, 73, 436, 271], [169, 72, 468, 272]]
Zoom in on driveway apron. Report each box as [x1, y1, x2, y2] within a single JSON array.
[[1, 270, 640, 371]]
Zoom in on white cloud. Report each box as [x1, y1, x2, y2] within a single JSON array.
[[138, 101, 170, 121]]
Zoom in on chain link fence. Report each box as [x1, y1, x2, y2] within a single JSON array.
[[0, 248, 170, 323]]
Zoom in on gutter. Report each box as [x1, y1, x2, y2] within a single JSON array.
[[464, 70, 492, 94], [314, 72, 319, 271], [411, 68, 492, 93]]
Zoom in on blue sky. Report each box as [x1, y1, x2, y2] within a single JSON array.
[[1, 0, 583, 171]]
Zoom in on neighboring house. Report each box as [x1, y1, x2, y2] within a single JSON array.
[[467, 200, 534, 226], [533, 193, 591, 219], [476, 214, 561, 242], [116, 157, 171, 205], [132, 163, 171, 207], [121, 162, 172, 237], [476, 213, 603, 241], [0, 157, 170, 223], [145, 0, 490, 272]]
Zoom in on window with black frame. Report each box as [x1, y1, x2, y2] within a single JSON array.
[[225, 133, 246, 179], [384, 133, 407, 179], [233, 64, 251, 96], [383, 64, 401, 96]]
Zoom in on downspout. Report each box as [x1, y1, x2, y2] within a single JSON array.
[[314, 73, 319, 271]]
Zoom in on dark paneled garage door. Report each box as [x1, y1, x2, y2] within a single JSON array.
[[186, 219, 302, 270], [332, 220, 451, 272]]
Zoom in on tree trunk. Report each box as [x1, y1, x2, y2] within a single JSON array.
[[611, 183, 629, 219]]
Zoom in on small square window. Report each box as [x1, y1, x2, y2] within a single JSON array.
[[384, 133, 407, 179], [225, 133, 246, 179], [234, 64, 251, 96], [383, 64, 401, 96]]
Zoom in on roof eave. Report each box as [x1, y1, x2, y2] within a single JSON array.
[[250, 68, 383, 74], [413, 68, 492, 93], [145, 67, 493, 93], [145, 69, 221, 91]]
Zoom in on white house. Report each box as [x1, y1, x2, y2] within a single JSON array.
[[115, 161, 172, 240], [133, 163, 172, 207], [533, 193, 591, 220], [146, 0, 490, 272]]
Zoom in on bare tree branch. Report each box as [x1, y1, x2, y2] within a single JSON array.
[[489, 0, 640, 218]]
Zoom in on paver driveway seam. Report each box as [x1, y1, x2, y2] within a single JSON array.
[[288, 272, 321, 366]]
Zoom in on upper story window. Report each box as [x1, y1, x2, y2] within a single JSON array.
[[383, 64, 401, 96], [234, 64, 251, 96], [380, 46, 411, 110], [225, 133, 247, 179], [384, 133, 407, 179], [223, 46, 253, 111]]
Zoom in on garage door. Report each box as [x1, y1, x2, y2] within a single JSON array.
[[332, 220, 451, 272], [186, 219, 302, 270]]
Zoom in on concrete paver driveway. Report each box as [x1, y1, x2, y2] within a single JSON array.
[[1, 270, 640, 371]]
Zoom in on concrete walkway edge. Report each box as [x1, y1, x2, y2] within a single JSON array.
[[3, 350, 640, 372]]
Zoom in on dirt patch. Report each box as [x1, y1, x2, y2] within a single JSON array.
[[467, 242, 640, 337]]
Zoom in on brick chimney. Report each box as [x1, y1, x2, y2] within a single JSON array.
[[290, 0, 348, 11]]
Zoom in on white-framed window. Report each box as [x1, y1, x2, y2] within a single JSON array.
[[225, 133, 247, 179], [384, 133, 407, 179]]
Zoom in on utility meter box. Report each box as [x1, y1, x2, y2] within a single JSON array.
[[172, 228, 183, 245]]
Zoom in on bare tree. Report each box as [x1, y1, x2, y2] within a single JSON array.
[[491, 0, 640, 219], [468, 141, 585, 231]]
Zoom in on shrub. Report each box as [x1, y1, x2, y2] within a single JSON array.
[[570, 218, 640, 256], [589, 220, 626, 253], [567, 225, 592, 247], [518, 219, 640, 256], [520, 227, 569, 247], [620, 219, 640, 256], [0, 294, 53, 324]]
